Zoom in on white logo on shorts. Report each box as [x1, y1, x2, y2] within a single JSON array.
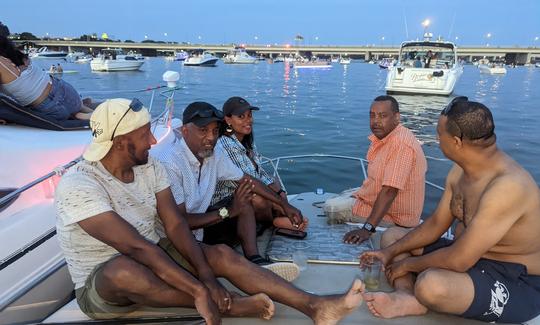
[[484, 281, 510, 318]]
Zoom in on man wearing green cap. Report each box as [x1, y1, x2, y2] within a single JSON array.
[[55, 98, 365, 324]]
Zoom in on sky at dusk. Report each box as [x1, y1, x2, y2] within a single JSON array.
[[2, 0, 540, 46]]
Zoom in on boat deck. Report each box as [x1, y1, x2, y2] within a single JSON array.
[[44, 192, 536, 324]]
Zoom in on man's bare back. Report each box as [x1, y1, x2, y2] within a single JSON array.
[[448, 151, 540, 274]]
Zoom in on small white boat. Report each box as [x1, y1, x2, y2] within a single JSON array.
[[292, 59, 332, 69], [331, 57, 339, 63], [378, 58, 395, 69], [385, 38, 463, 95], [273, 55, 285, 63], [65, 52, 86, 63], [74, 55, 92, 64], [223, 47, 258, 64], [479, 62, 507, 74], [183, 50, 219, 67], [127, 51, 145, 61], [90, 49, 144, 72], [339, 57, 351, 65], [165, 51, 188, 61], [28, 47, 68, 59], [535, 62, 540, 68]]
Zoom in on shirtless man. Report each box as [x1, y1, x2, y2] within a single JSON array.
[[360, 97, 540, 323]]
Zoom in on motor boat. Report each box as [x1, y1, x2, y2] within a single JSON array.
[[28, 47, 68, 59], [478, 62, 507, 74], [385, 37, 463, 95], [90, 49, 145, 72], [74, 55, 92, 64], [127, 51, 145, 61], [339, 57, 351, 65], [65, 52, 86, 63], [222, 47, 258, 64], [331, 57, 339, 63], [165, 51, 188, 61], [378, 58, 395, 69], [272, 55, 284, 63], [183, 50, 219, 67], [292, 55, 332, 69]]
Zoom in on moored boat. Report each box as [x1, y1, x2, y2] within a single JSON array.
[[385, 38, 463, 95], [90, 49, 144, 72]]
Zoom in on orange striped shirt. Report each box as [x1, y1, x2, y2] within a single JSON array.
[[352, 124, 427, 227]]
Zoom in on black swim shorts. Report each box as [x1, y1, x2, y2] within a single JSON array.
[[423, 238, 540, 323]]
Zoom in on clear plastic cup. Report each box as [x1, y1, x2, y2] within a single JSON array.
[[362, 259, 382, 290], [292, 242, 310, 271]]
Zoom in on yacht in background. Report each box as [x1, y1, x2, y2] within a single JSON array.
[[385, 35, 463, 95], [223, 47, 257, 64], [183, 50, 219, 66], [378, 57, 395, 69], [478, 62, 507, 74], [273, 54, 285, 63], [165, 51, 188, 61], [90, 49, 144, 72], [339, 57, 351, 65], [28, 47, 68, 59]]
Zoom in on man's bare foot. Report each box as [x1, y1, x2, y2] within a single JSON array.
[[273, 216, 309, 231], [227, 293, 274, 320], [364, 291, 427, 319], [311, 279, 364, 325]]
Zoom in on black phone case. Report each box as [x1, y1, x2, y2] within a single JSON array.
[[274, 228, 307, 239]]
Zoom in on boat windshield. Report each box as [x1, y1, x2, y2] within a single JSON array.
[[399, 43, 456, 68]]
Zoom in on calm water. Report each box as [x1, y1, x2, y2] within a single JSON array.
[[35, 59, 540, 212]]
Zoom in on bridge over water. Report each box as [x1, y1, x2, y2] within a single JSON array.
[[17, 40, 540, 64]]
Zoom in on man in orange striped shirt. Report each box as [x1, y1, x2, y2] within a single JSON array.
[[344, 95, 427, 245]]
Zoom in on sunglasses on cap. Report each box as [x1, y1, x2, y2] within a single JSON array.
[[441, 96, 468, 116], [110, 98, 144, 141], [441, 96, 493, 141], [185, 106, 224, 122]]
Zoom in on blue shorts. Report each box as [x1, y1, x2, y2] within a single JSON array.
[[423, 238, 540, 323], [33, 77, 82, 120]]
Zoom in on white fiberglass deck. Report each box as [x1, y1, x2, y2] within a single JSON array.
[[44, 192, 494, 325]]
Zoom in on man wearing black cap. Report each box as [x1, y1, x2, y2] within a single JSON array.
[[155, 101, 304, 274]]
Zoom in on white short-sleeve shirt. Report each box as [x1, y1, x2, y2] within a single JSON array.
[[154, 135, 243, 240], [54, 157, 170, 289]]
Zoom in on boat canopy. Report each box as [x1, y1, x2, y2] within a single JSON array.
[[402, 41, 455, 50]]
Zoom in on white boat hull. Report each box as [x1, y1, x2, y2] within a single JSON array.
[[0, 119, 177, 324], [90, 59, 144, 71], [293, 62, 332, 69], [478, 64, 507, 74], [385, 66, 463, 95]]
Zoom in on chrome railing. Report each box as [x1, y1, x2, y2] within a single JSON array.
[[260, 153, 446, 194]]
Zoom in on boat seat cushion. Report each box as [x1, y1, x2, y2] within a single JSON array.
[[0, 94, 89, 131]]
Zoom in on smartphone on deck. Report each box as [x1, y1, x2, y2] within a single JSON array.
[[275, 228, 307, 239]]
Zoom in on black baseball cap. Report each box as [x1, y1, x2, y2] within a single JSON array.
[[182, 102, 223, 127], [222, 97, 260, 116]]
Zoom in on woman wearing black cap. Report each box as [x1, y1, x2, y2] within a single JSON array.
[[212, 96, 308, 231]]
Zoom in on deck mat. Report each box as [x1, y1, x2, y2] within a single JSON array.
[[266, 192, 373, 264]]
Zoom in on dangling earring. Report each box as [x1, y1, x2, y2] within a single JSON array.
[[226, 124, 233, 133]]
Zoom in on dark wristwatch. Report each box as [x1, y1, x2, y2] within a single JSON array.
[[362, 222, 377, 233]]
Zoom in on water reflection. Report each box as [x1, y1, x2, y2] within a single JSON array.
[[393, 95, 449, 146]]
